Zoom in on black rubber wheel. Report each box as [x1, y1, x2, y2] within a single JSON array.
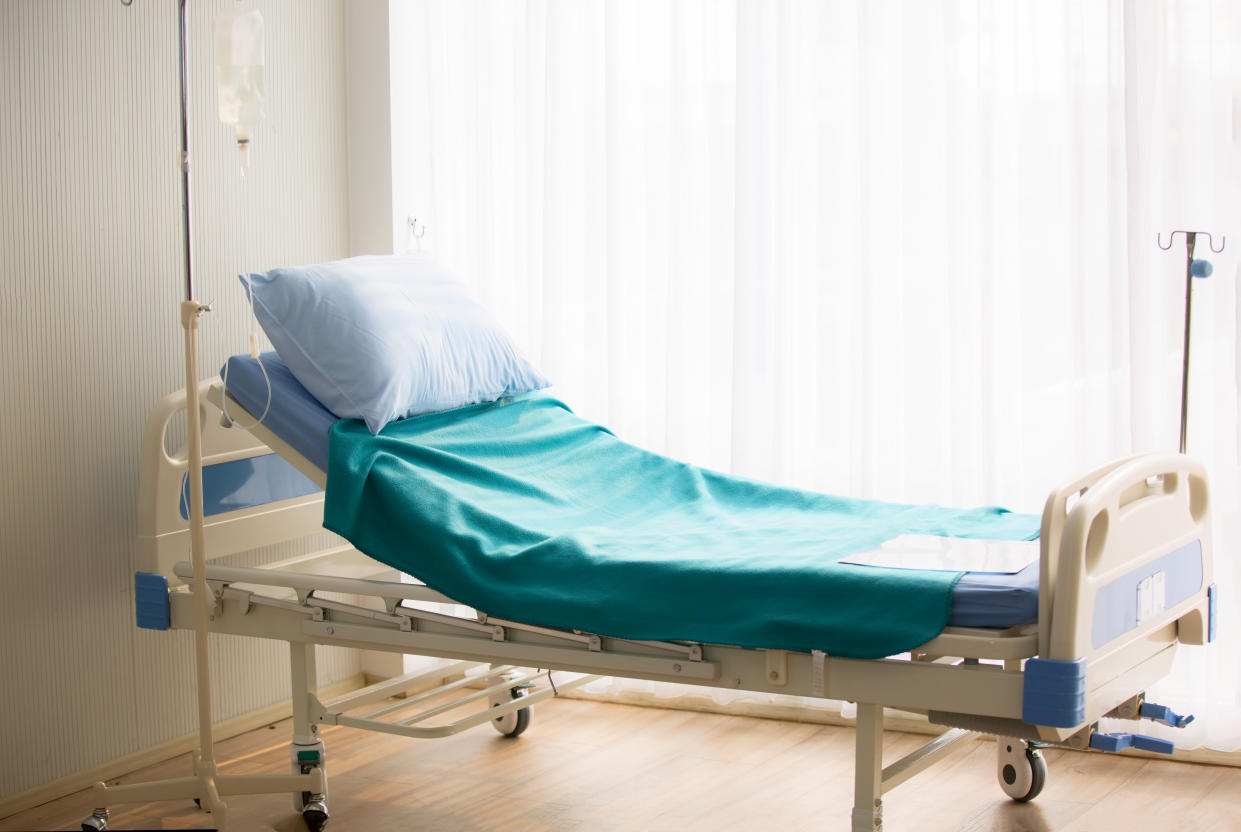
[[303, 807, 329, 832], [495, 704, 532, 738], [1012, 748, 1047, 803]]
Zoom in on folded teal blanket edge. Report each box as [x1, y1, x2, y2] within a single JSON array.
[[323, 393, 1040, 660]]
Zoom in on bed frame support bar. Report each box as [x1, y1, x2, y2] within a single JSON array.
[[881, 727, 974, 792], [173, 561, 457, 605], [321, 672, 599, 741], [358, 666, 516, 721], [332, 661, 483, 715], [851, 703, 976, 831], [302, 620, 722, 681]]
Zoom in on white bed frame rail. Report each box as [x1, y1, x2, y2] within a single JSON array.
[[128, 384, 1216, 831]]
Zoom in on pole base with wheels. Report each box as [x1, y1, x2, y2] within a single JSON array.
[[85, 756, 327, 831]]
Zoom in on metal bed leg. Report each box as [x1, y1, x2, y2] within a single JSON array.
[[290, 642, 318, 742], [289, 642, 328, 827], [852, 703, 884, 832]]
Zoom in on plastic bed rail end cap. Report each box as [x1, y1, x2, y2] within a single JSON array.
[[134, 572, 171, 630], [1022, 657, 1087, 728]]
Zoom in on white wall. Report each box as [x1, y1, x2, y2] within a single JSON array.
[[388, 0, 434, 255], [345, 0, 394, 256], [345, 0, 433, 257], [0, 0, 360, 805]]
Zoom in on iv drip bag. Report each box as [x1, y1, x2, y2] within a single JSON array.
[[214, 3, 265, 168]]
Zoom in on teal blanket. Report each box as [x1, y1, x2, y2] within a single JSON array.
[[324, 394, 1039, 660]]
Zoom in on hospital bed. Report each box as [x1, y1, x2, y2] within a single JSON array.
[[124, 350, 1217, 832]]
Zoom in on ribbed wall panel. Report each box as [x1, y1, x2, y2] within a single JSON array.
[[0, 0, 357, 801]]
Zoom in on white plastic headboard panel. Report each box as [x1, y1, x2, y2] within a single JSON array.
[[137, 381, 329, 581]]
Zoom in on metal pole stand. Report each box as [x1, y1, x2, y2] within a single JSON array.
[[82, 303, 328, 832]]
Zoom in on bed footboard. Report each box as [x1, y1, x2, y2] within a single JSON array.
[[1032, 452, 1213, 739]]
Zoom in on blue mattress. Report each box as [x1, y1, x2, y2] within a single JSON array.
[[221, 353, 1040, 631]]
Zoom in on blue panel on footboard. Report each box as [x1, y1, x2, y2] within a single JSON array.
[[1091, 540, 1203, 649]]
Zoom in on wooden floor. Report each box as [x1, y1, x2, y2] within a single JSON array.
[[3, 696, 1239, 831]]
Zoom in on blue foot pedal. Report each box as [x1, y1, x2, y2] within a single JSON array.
[[1139, 702, 1194, 729], [1090, 732, 1175, 755]]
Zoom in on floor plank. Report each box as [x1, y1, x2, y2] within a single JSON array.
[[0, 696, 1232, 831]]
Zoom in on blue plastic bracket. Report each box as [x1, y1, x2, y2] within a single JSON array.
[[135, 572, 171, 630], [1139, 702, 1194, 729], [1090, 732, 1175, 755], [1022, 657, 1088, 728]]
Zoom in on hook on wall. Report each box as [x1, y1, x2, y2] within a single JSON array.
[[407, 217, 428, 253], [407, 217, 427, 239], [1157, 230, 1226, 253]]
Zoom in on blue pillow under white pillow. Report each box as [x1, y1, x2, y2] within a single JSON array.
[[240, 254, 548, 433]]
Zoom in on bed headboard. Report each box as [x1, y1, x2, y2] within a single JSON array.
[[137, 381, 329, 582]]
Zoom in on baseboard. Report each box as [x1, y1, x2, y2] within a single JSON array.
[[0, 674, 367, 821]]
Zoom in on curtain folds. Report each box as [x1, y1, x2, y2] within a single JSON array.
[[405, 0, 1241, 751]]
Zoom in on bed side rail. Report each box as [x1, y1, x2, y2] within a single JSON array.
[[1043, 452, 1212, 663], [137, 381, 328, 580]]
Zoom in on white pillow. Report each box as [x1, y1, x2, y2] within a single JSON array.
[[241, 254, 549, 433]]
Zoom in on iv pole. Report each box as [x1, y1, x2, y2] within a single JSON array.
[[86, 3, 326, 830], [1157, 229, 1226, 454]]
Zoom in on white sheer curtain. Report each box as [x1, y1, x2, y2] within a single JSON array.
[[401, 0, 1241, 751]]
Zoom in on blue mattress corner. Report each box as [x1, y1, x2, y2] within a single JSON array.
[[221, 353, 338, 472]]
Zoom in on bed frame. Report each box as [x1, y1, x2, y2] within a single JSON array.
[[118, 380, 1216, 831]]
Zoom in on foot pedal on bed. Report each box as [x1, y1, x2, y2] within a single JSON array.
[[1138, 702, 1195, 728], [1089, 732, 1175, 754]]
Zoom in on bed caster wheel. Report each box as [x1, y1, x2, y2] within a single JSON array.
[[490, 682, 533, 737], [292, 739, 328, 813], [302, 795, 329, 832], [996, 737, 1046, 802], [493, 704, 532, 737], [80, 808, 109, 831]]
